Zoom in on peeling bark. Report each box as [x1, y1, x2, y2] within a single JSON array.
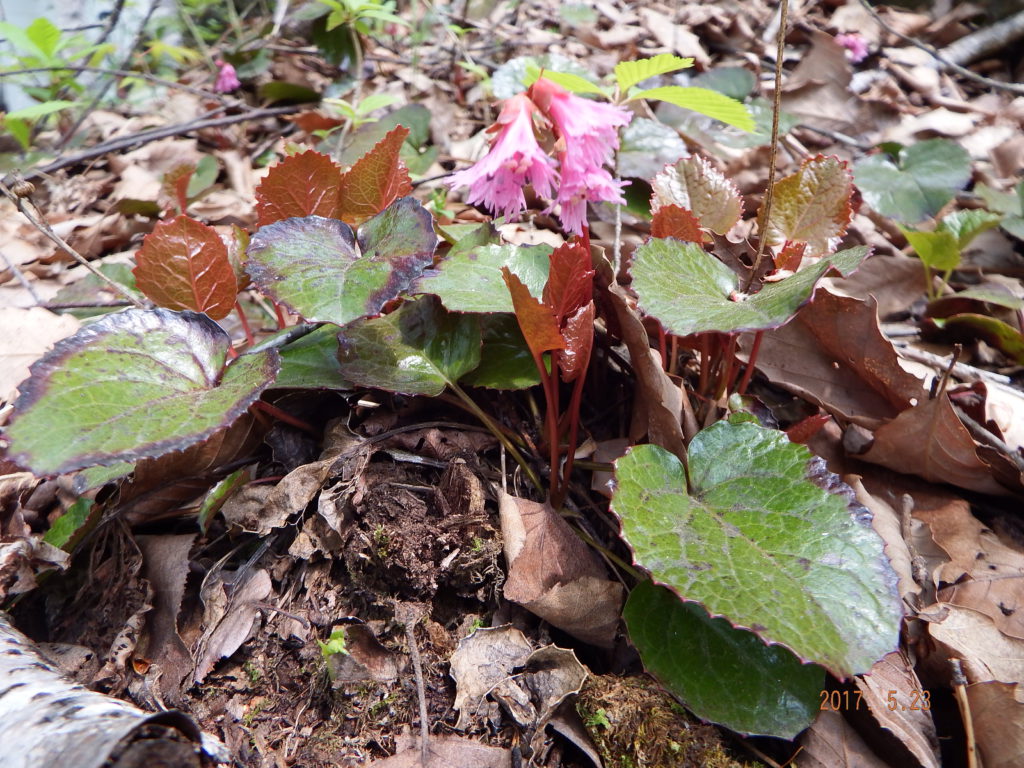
[[0, 612, 226, 768]]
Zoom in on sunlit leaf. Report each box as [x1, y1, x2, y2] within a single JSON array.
[[337, 125, 413, 226], [613, 421, 902, 677], [615, 54, 694, 93], [414, 243, 551, 313], [631, 86, 754, 132], [650, 156, 743, 235], [254, 149, 343, 226], [651, 205, 704, 242], [761, 155, 853, 256], [7, 309, 279, 475]]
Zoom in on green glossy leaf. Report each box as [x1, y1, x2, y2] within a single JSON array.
[[274, 325, 351, 389], [617, 118, 688, 180], [414, 243, 551, 313], [631, 239, 869, 335], [612, 422, 902, 677], [692, 67, 757, 101], [631, 86, 754, 132], [198, 468, 248, 534], [854, 139, 971, 223], [73, 462, 135, 492], [931, 314, 1024, 365], [43, 498, 95, 550], [625, 581, 824, 738], [337, 296, 481, 396], [246, 197, 437, 325], [615, 54, 694, 93], [461, 314, 540, 389], [7, 309, 279, 475], [901, 226, 960, 271], [938, 209, 1002, 248]]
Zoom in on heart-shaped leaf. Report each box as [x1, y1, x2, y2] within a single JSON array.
[[625, 581, 824, 738], [133, 215, 237, 320], [337, 125, 413, 226], [246, 197, 437, 326], [854, 139, 971, 223], [414, 243, 551, 313], [631, 238, 869, 335], [612, 420, 903, 677], [760, 155, 853, 256], [650, 156, 743, 235], [7, 309, 279, 475], [336, 295, 481, 396], [255, 149, 344, 227]]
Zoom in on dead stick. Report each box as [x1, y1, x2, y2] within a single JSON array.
[[396, 603, 430, 766], [3, 104, 305, 186], [0, 180, 144, 307]]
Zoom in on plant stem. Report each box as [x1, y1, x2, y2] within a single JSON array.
[[737, 331, 763, 395], [448, 382, 543, 493], [252, 400, 319, 436], [235, 301, 255, 347]]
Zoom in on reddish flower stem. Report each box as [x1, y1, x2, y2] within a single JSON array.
[[235, 301, 255, 347], [273, 301, 288, 329], [252, 400, 318, 436], [737, 330, 764, 395]]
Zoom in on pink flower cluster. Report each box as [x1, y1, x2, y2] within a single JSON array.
[[214, 60, 241, 93], [835, 33, 869, 64], [448, 77, 632, 235]]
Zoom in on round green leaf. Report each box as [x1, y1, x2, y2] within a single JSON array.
[[273, 325, 351, 390], [631, 239, 869, 335], [612, 421, 902, 677], [414, 243, 551, 313], [337, 296, 481, 396], [246, 197, 437, 325], [7, 309, 279, 475], [625, 581, 823, 738]]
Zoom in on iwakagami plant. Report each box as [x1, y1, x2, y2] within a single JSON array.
[[6, 54, 903, 740]]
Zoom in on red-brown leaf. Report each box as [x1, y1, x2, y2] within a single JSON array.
[[133, 215, 237, 319], [502, 267, 564, 361], [162, 164, 194, 214], [543, 240, 594, 327], [775, 240, 807, 272], [337, 125, 413, 227], [254, 149, 344, 227], [651, 204, 704, 242], [559, 302, 595, 382]]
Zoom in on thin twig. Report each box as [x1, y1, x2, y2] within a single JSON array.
[[949, 658, 979, 768], [0, 180, 145, 307], [4, 105, 305, 186], [9, 65, 239, 106], [747, 0, 788, 289], [395, 603, 430, 767], [858, 0, 1024, 96], [0, 250, 43, 304]]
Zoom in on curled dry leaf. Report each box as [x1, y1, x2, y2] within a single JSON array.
[[967, 681, 1024, 768], [740, 291, 926, 430], [797, 708, 890, 768], [499, 492, 624, 648], [854, 651, 941, 768]]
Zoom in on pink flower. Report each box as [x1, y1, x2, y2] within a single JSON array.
[[835, 33, 869, 64], [448, 93, 559, 221], [214, 60, 241, 93], [529, 77, 631, 235]]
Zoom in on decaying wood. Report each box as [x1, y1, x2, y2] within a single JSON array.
[[0, 612, 227, 768]]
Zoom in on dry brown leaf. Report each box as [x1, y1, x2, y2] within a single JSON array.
[[0, 308, 80, 403], [821, 253, 927, 320], [855, 651, 941, 768], [797, 708, 889, 767], [137, 533, 196, 701], [607, 285, 686, 461], [0, 537, 69, 600], [928, 604, 1024, 684], [967, 681, 1024, 768], [499, 492, 623, 647], [369, 733, 511, 768], [848, 477, 920, 606], [858, 395, 1008, 495], [740, 291, 926, 430], [916, 504, 1024, 640], [193, 568, 272, 684], [450, 625, 532, 729], [780, 30, 859, 133], [326, 622, 403, 684]]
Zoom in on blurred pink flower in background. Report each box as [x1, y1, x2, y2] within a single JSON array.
[[448, 77, 632, 235], [447, 93, 559, 221], [835, 33, 869, 63], [214, 60, 241, 93]]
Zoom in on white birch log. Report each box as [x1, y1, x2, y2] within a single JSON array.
[[0, 611, 227, 768]]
